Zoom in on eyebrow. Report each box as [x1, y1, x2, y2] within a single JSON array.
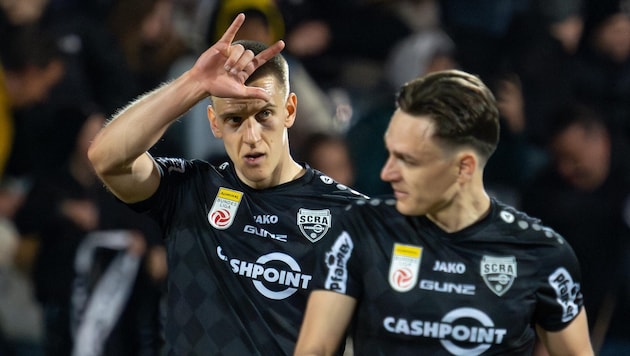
[[217, 102, 275, 120]]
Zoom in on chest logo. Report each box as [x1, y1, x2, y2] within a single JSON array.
[[388, 243, 422, 292], [297, 208, 331, 243], [208, 187, 243, 230], [480, 256, 517, 297]]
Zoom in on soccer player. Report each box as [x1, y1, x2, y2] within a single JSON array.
[[88, 14, 365, 355], [294, 70, 594, 355]]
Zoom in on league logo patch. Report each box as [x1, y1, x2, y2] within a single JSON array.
[[208, 187, 243, 230], [480, 256, 517, 297], [297, 208, 331, 243], [388, 243, 422, 292]]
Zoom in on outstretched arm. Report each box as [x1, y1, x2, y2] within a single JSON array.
[[88, 13, 284, 203], [536, 308, 594, 356], [294, 290, 356, 356]]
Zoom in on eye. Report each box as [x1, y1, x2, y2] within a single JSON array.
[[256, 109, 272, 121], [225, 116, 243, 125], [394, 152, 417, 166]]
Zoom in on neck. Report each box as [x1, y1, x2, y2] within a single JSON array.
[[427, 185, 491, 233]]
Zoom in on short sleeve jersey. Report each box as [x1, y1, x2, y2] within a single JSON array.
[[314, 197, 584, 356], [128, 158, 366, 355]]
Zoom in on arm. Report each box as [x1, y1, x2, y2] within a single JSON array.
[[87, 13, 285, 203], [294, 290, 356, 356], [536, 308, 594, 356]]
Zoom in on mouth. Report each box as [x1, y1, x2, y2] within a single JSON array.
[[390, 185, 409, 198], [243, 152, 265, 164]]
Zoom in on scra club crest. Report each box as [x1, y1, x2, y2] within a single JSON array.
[[297, 208, 331, 243], [480, 256, 517, 297]]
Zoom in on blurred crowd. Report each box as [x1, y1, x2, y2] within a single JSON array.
[[0, 0, 629, 355]]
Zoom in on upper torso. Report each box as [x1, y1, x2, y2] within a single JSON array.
[[130, 158, 366, 355], [315, 197, 584, 356]]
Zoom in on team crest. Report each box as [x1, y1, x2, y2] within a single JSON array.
[[208, 187, 243, 230], [388, 243, 422, 292], [297, 208, 331, 243], [480, 256, 517, 296]]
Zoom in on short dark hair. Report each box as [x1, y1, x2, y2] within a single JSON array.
[[234, 40, 289, 97], [395, 69, 500, 162], [546, 103, 608, 143]]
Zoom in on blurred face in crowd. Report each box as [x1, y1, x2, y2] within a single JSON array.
[[308, 139, 354, 187], [9, 60, 64, 107], [235, 17, 272, 44], [550, 15, 584, 54], [208, 74, 297, 189], [0, 0, 48, 25], [380, 110, 461, 216], [594, 13, 630, 62], [550, 123, 610, 191]]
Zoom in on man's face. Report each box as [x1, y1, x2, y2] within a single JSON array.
[[380, 109, 460, 216], [208, 75, 296, 189], [16, 60, 64, 107], [551, 123, 610, 191]]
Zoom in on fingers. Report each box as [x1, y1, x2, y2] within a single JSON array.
[[218, 13, 245, 45], [224, 44, 247, 74], [224, 40, 285, 79], [251, 40, 285, 69], [243, 86, 272, 102], [226, 45, 256, 75]]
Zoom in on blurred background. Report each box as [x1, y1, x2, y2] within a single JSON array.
[[0, 0, 629, 355]]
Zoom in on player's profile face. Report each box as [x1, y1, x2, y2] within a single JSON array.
[[208, 75, 296, 188], [381, 110, 460, 216]]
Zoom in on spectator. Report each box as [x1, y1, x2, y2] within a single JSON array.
[[298, 132, 355, 187], [505, 0, 585, 146], [107, 0, 192, 97], [521, 103, 630, 355], [0, 212, 45, 356], [0, 23, 64, 178], [571, 0, 630, 139], [14, 107, 164, 356], [346, 27, 459, 196]]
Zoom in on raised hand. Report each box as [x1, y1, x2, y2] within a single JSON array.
[[189, 13, 285, 101]]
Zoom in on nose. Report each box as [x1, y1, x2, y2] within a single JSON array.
[[242, 118, 262, 145], [380, 155, 400, 182]]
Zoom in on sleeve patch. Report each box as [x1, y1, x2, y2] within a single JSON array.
[[548, 267, 581, 322], [324, 231, 354, 293]]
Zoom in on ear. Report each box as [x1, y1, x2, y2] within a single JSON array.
[[207, 105, 222, 138], [457, 151, 477, 183], [284, 93, 297, 128]]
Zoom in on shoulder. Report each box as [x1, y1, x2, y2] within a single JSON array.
[[490, 199, 571, 250], [153, 157, 228, 179], [340, 196, 400, 227], [303, 168, 369, 201], [153, 157, 210, 173]]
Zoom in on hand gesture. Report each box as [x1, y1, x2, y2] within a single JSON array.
[[189, 13, 285, 101]]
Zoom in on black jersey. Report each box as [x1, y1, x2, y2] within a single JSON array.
[[128, 158, 366, 355], [315, 197, 584, 356]]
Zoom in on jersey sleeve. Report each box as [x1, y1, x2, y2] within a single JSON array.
[[311, 211, 364, 299], [533, 232, 585, 331], [126, 157, 199, 228]]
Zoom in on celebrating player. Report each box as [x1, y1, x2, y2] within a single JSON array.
[[88, 14, 366, 355]]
